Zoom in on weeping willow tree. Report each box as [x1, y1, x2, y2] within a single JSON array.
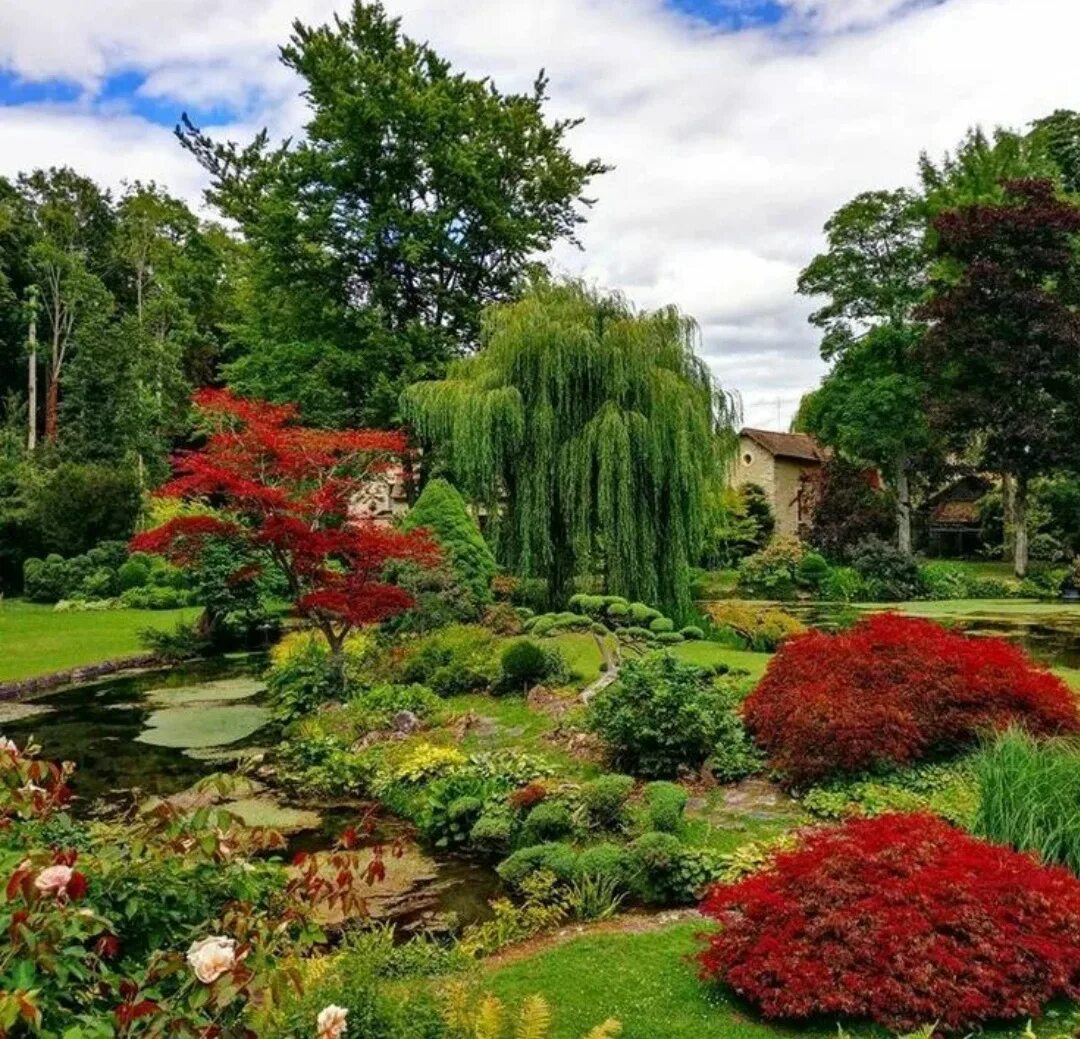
[[402, 280, 740, 617]]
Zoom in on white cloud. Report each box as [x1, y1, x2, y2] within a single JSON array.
[[1, 0, 1078, 427]]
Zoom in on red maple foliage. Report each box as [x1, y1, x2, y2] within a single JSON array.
[[131, 389, 439, 654], [742, 613, 1079, 785], [698, 813, 1080, 1032]]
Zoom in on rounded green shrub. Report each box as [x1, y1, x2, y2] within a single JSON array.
[[796, 551, 831, 589], [580, 774, 635, 829], [499, 639, 551, 692], [470, 810, 514, 853], [655, 631, 684, 645], [679, 625, 705, 641], [605, 601, 630, 623], [644, 781, 689, 833], [575, 843, 636, 889], [523, 801, 574, 843], [649, 616, 675, 634], [117, 557, 151, 591], [628, 602, 660, 625], [497, 842, 577, 888]]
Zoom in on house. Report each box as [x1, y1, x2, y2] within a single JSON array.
[[922, 474, 992, 557], [349, 466, 411, 523], [732, 428, 828, 538]]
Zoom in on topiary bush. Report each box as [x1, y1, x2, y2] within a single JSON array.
[[522, 801, 574, 844], [795, 551, 830, 590], [744, 613, 1080, 786], [497, 638, 560, 693], [588, 653, 734, 778], [497, 842, 578, 888], [400, 477, 497, 599], [579, 774, 635, 830], [643, 781, 689, 833], [698, 812, 1080, 1032]]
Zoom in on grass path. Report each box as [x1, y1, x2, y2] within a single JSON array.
[[0, 600, 197, 682]]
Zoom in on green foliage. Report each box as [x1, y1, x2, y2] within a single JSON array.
[[498, 638, 563, 693], [266, 640, 347, 721], [849, 535, 923, 600], [403, 279, 739, 617], [574, 843, 636, 892], [648, 616, 674, 634], [181, 2, 606, 427], [26, 463, 142, 557], [919, 561, 971, 600], [401, 478, 496, 599], [736, 536, 804, 599], [523, 801, 575, 844], [498, 843, 578, 889], [679, 625, 704, 641], [817, 565, 866, 603], [974, 728, 1080, 873], [709, 683, 767, 782], [588, 652, 734, 778], [397, 624, 500, 696], [795, 551, 830, 589], [579, 774, 635, 830], [700, 482, 775, 569], [642, 781, 689, 834], [22, 541, 156, 605]]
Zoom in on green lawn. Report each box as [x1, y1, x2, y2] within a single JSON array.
[[0, 600, 198, 682], [669, 639, 772, 681], [484, 922, 1079, 1039]]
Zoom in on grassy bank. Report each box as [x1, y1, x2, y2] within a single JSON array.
[[0, 600, 198, 682]]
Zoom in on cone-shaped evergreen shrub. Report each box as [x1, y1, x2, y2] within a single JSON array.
[[743, 613, 1079, 785], [402, 478, 497, 599], [698, 812, 1080, 1032]]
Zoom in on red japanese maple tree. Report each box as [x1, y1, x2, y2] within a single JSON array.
[[131, 390, 439, 657]]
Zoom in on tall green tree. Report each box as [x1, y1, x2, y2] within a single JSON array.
[[919, 179, 1080, 577], [178, 0, 608, 427], [796, 189, 932, 553], [402, 280, 738, 617]]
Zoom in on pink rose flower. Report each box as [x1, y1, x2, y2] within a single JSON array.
[[186, 936, 237, 984], [34, 864, 73, 896], [317, 1005, 348, 1039]]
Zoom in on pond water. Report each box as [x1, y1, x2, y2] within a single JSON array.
[[786, 600, 1080, 673], [1, 656, 500, 930]]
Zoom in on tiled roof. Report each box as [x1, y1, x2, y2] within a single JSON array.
[[741, 428, 827, 464]]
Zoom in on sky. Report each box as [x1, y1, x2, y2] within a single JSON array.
[[0, 0, 1077, 429]]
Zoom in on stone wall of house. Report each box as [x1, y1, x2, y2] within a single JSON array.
[[773, 457, 810, 538], [732, 434, 777, 504]]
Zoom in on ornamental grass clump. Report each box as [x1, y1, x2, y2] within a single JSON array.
[[743, 613, 1079, 785], [698, 812, 1080, 1032], [974, 727, 1080, 874]]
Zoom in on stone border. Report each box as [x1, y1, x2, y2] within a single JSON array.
[[0, 654, 168, 702]]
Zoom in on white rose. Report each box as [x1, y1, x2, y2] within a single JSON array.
[[34, 864, 73, 896], [316, 1005, 348, 1039], [186, 935, 237, 984], [0, 737, 18, 755]]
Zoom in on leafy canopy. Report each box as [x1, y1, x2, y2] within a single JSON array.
[[402, 279, 738, 616], [179, 0, 608, 427], [132, 390, 439, 653]]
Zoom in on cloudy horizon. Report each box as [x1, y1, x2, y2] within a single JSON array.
[[1, 0, 1075, 428]]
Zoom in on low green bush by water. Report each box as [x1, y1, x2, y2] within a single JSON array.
[[974, 728, 1080, 874]]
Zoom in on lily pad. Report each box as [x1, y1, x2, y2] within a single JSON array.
[[0, 702, 54, 724], [223, 797, 321, 833], [143, 677, 265, 707], [136, 704, 270, 749]]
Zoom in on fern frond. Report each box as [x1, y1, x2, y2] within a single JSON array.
[[582, 1019, 622, 1039], [475, 994, 506, 1039], [515, 994, 552, 1039]]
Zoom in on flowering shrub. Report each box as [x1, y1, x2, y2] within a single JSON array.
[[0, 739, 384, 1037], [698, 813, 1080, 1032], [743, 613, 1080, 785]]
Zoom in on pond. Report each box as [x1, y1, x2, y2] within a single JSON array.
[[0, 656, 500, 931]]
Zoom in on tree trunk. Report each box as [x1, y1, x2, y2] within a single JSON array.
[[895, 457, 912, 556], [1013, 472, 1029, 579], [26, 312, 36, 452], [1002, 473, 1015, 562], [45, 371, 59, 442]]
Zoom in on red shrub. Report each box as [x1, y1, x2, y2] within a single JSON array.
[[698, 813, 1080, 1032], [743, 613, 1079, 785]]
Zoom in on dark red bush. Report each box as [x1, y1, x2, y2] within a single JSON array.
[[698, 813, 1080, 1032], [743, 613, 1079, 785]]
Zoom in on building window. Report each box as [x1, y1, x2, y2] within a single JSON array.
[[743, 452, 753, 466]]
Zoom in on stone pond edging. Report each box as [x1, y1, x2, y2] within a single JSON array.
[[0, 654, 168, 702]]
